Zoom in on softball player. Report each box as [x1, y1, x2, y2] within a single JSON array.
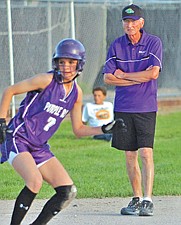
[[0, 38, 125, 225]]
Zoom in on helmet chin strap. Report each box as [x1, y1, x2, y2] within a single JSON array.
[[54, 70, 80, 84]]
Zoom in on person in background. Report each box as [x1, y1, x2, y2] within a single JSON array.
[[0, 38, 123, 225], [103, 4, 162, 216], [82, 86, 114, 141]]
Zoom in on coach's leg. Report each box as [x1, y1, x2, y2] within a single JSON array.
[[140, 147, 154, 199], [125, 151, 143, 198]]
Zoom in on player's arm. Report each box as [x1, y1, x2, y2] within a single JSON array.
[[82, 104, 89, 125], [70, 85, 102, 138], [0, 73, 52, 118], [70, 86, 126, 138]]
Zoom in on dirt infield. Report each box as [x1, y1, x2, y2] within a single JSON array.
[[158, 97, 181, 114], [1, 196, 180, 225]]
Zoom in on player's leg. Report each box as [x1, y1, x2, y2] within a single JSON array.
[[40, 156, 73, 187], [10, 152, 43, 225], [30, 157, 77, 225]]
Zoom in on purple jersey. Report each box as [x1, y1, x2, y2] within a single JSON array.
[[103, 29, 162, 113], [8, 73, 78, 146]]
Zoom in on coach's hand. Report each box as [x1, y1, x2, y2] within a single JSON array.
[[101, 118, 127, 134], [0, 118, 7, 144]]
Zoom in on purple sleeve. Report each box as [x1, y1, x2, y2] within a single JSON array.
[[102, 42, 117, 74], [149, 37, 162, 70]]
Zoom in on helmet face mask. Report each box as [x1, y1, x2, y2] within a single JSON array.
[[52, 38, 86, 73]]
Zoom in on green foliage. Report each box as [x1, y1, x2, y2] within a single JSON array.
[[0, 112, 181, 199]]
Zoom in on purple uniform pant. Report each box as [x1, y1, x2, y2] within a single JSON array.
[[0, 133, 54, 166]]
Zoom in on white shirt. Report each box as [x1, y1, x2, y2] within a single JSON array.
[[82, 101, 114, 127]]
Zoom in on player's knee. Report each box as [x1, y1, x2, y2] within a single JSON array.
[[28, 185, 77, 223], [55, 184, 77, 210], [27, 175, 43, 193]]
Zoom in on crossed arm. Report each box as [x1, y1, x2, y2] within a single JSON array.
[[104, 66, 160, 86]]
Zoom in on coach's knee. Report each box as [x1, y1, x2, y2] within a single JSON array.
[[140, 148, 153, 160]]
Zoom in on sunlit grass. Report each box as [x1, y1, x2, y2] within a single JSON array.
[[0, 112, 181, 199]]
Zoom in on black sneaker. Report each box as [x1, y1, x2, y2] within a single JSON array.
[[139, 200, 154, 216], [120, 197, 142, 215]]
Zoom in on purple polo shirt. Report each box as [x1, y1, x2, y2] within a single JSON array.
[[103, 29, 162, 113]]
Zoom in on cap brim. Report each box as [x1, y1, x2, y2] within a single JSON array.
[[122, 16, 141, 21]]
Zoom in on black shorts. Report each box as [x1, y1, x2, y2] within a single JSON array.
[[112, 112, 156, 151]]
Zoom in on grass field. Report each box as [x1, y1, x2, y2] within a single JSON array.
[[0, 111, 181, 200]]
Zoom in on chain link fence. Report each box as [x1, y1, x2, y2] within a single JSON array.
[[1, 0, 181, 113]]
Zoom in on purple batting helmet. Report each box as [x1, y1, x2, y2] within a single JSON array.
[[52, 38, 86, 72]]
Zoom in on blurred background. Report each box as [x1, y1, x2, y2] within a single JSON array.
[[1, 0, 181, 116]]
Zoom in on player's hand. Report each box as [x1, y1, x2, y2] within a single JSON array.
[[0, 118, 8, 144], [101, 118, 127, 134]]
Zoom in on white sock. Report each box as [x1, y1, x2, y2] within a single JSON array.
[[143, 197, 152, 202]]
